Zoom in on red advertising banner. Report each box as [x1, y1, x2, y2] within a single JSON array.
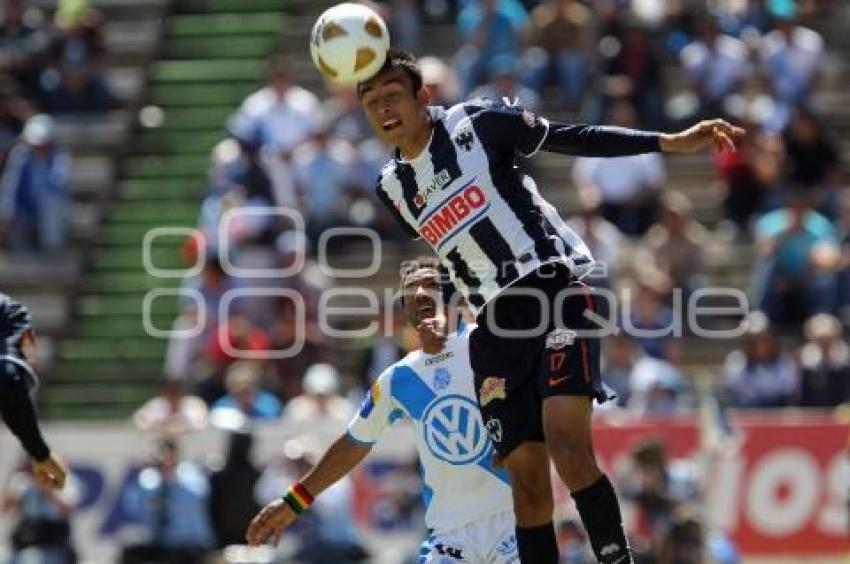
[[588, 414, 849, 555]]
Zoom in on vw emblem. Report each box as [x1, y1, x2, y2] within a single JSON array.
[[422, 395, 489, 465]]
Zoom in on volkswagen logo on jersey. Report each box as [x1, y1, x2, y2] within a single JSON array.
[[422, 395, 489, 465]]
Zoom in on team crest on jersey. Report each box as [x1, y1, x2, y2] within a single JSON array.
[[479, 376, 506, 406], [433, 368, 451, 391], [496, 534, 517, 556], [545, 328, 577, 350], [485, 417, 503, 443], [454, 129, 474, 152], [359, 380, 382, 418]]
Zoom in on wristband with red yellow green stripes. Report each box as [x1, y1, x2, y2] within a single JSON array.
[[282, 482, 314, 514]]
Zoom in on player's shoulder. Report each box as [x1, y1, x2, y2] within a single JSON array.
[[374, 158, 399, 194]]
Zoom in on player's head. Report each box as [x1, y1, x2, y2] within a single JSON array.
[[399, 256, 445, 327], [357, 48, 431, 149]]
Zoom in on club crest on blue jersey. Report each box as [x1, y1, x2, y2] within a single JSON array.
[[496, 534, 517, 556], [433, 368, 451, 391]]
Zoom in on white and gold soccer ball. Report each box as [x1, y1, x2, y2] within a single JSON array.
[[309, 3, 390, 86]]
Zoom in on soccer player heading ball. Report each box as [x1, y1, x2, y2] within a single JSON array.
[[356, 49, 743, 564]]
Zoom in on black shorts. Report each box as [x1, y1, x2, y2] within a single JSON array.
[[470, 263, 610, 457]]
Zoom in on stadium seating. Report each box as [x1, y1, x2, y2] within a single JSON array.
[[38, 1, 850, 418]]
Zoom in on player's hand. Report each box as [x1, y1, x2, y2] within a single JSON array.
[[246, 498, 297, 546], [32, 453, 67, 490], [660, 119, 745, 154], [417, 316, 448, 354]]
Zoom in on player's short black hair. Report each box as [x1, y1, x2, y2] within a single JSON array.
[[356, 47, 423, 99]]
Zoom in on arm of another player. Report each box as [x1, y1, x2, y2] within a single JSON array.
[[246, 434, 372, 546], [247, 367, 397, 546], [0, 364, 67, 489]]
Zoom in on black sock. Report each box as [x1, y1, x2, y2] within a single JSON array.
[[571, 474, 633, 563], [516, 522, 559, 564]]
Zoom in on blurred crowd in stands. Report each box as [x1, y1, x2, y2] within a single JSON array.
[[0, 0, 113, 255], [3, 0, 849, 562], [158, 0, 849, 430]]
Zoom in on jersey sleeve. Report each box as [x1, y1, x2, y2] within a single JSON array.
[[541, 123, 661, 157], [375, 180, 421, 240], [471, 100, 550, 157], [347, 367, 400, 445]]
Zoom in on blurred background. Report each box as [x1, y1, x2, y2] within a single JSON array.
[[0, 0, 847, 562]]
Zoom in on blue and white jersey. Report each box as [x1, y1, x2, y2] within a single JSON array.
[[347, 323, 513, 533]]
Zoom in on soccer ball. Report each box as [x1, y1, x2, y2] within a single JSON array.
[[309, 3, 390, 86]]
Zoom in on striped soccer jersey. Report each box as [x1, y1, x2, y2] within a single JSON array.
[[375, 99, 595, 315], [0, 292, 37, 388]]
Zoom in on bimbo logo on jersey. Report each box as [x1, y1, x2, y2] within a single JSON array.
[[419, 183, 488, 248]]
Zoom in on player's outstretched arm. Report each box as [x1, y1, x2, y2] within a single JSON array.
[[246, 434, 371, 546], [540, 118, 744, 157], [659, 119, 746, 154]]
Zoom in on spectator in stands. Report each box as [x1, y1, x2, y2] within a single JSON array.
[[797, 313, 850, 407], [573, 101, 665, 236], [680, 19, 750, 120], [210, 361, 282, 422], [323, 84, 372, 144], [715, 125, 785, 231], [635, 191, 709, 298], [269, 320, 328, 402], [388, 0, 420, 52], [283, 363, 355, 431], [358, 312, 405, 391], [526, 0, 591, 109], [454, 0, 531, 96], [419, 55, 460, 108], [40, 0, 112, 113], [836, 193, 850, 324], [723, 312, 799, 408], [0, 0, 49, 96], [596, 16, 665, 129], [120, 439, 213, 564], [132, 380, 208, 433], [229, 55, 321, 209], [619, 440, 701, 561], [0, 82, 27, 169], [783, 109, 841, 218], [291, 120, 361, 244], [208, 431, 261, 549], [717, 0, 773, 37], [751, 187, 840, 325], [2, 459, 79, 564], [0, 114, 71, 253], [623, 276, 678, 362], [626, 350, 687, 416], [759, 11, 824, 129], [470, 54, 540, 112], [566, 190, 623, 290], [556, 519, 592, 564]]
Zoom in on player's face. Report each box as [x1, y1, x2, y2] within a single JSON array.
[[360, 68, 428, 149], [402, 267, 442, 327]]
